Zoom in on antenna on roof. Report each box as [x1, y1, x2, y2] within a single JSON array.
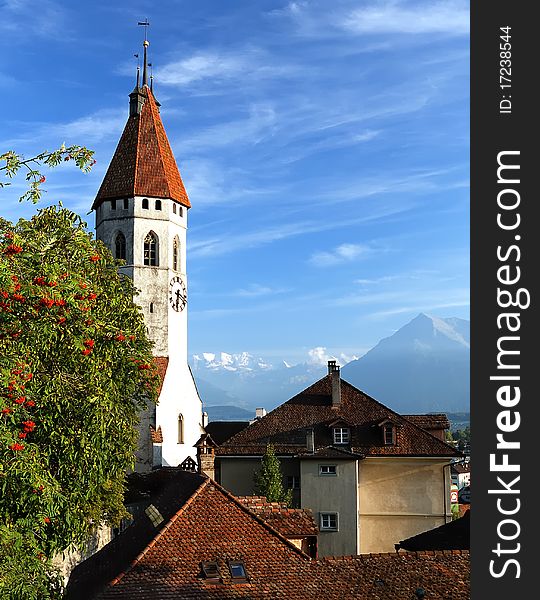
[[137, 19, 150, 86]]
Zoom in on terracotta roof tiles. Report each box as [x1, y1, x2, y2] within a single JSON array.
[[236, 496, 318, 537], [93, 86, 190, 209], [66, 469, 470, 599], [218, 375, 460, 458]]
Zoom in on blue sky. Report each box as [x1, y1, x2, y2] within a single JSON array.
[[0, 0, 469, 365]]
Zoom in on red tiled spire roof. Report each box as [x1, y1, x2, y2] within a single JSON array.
[[93, 86, 190, 209]]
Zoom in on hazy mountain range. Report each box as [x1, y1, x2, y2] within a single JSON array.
[[192, 313, 470, 421]]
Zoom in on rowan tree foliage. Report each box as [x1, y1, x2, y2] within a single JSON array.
[[253, 444, 293, 505], [0, 148, 159, 598]]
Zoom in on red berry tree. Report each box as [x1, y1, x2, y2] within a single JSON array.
[[0, 149, 159, 599]]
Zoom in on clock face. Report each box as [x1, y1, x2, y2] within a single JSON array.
[[169, 276, 187, 312]]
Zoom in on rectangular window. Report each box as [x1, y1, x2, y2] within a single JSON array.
[[333, 427, 350, 444], [110, 199, 116, 210], [286, 475, 300, 489], [319, 465, 337, 476], [384, 425, 394, 445], [320, 512, 339, 531]]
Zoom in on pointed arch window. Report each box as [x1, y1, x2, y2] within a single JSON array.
[[178, 414, 184, 444], [114, 232, 126, 260], [143, 231, 159, 266], [173, 236, 180, 272]]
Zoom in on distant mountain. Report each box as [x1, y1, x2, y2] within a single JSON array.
[[341, 313, 469, 413], [204, 405, 254, 422], [192, 313, 470, 418], [191, 352, 326, 412]]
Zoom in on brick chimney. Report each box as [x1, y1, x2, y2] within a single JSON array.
[[306, 428, 315, 453], [328, 360, 341, 407], [195, 433, 216, 479]]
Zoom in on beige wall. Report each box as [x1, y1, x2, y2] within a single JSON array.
[[300, 459, 358, 557], [358, 457, 451, 553]]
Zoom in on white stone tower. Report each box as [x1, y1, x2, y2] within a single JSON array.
[[92, 39, 203, 471]]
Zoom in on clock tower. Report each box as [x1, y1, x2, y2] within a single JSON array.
[[92, 39, 203, 471]]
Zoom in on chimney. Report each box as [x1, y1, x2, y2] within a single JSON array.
[[202, 411, 208, 428], [306, 428, 315, 453], [328, 360, 341, 407], [255, 407, 267, 419], [196, 434, 216, 480]]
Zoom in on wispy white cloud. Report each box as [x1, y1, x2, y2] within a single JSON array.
[[233, 284, 289, 298], [0, 0, 66, 38], [340, 1, 470, 36], [157, 49, 297, 89], [309, 243, 372, 267], [176, 103, 278, 154]]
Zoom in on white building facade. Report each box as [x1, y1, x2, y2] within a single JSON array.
[[93, 64, 203, 471]]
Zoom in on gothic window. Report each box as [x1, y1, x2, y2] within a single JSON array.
[[143, 231, 159, 266], [178, 414, 184, 444], [114, 231, 126, 260], [155, 200, 162, 210], [173, 236, 180, 272], [142, 198, 149, 209]]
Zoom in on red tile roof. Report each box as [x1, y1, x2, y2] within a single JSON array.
[[149, 425, 163, 443], [93, 86, 190, 209], [218, 375, 460, 458], [66, 470, 469, 599], [153, 356, 168, 396], [236, 496, 318, 537], [403, 414, 450, 431], [320, 551, 470, 599]]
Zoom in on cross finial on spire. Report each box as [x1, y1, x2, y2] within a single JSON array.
[[138, 19, 150, 87]]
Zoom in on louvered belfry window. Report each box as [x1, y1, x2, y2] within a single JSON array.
[[144, 231, 159, 266]]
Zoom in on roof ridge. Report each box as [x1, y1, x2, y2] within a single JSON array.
[[321, 549, 471, 562]]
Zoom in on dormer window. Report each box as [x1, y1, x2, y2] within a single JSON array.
[[333, 427, 350, 445], [383, 424, 395, 445]]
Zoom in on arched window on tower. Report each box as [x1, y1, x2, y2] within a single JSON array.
[[142, 198, 149, 209], [143, 231, 159, 266], [155, 200, 162, 211], [178, 414, 184, 444], [173, 236, 180, 272], [114, 231, 126, 260]]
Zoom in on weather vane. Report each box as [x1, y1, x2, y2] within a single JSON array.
[[138, 18, 150, 42]]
